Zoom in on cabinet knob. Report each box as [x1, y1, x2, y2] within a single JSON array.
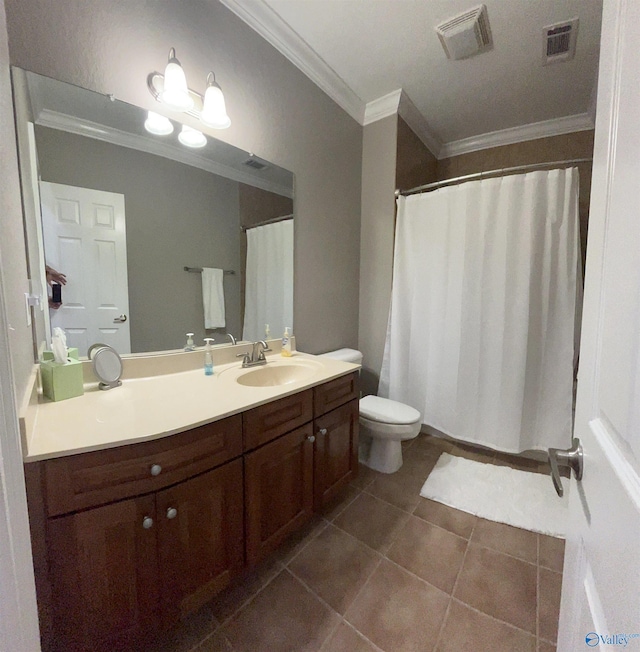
[[318, 428, 328, 436], [166, 507, 178, 520], [142, 516, 154, 529], [150, 464, 162, 476], [307, 434, 316, 443]]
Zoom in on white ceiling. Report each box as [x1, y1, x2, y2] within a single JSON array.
[[219, 0, 602, 157]]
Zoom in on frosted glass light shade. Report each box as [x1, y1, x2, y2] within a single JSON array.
[[200, 75, 231, 129], [144, 111, 174, 135], [161, 50, 193, 111], [178, 125, 207, 148]]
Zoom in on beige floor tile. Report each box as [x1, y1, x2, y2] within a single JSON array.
[[471, 518, 538, 564], [538, 568, 562, 643], [345, 559, 449, 652], [454, 543, 537, 633], [413, 499, 477, 539], [274, 515, 328, 565], [320, 622, 380, 652], [387, 516, 467, 594], [288, 524, 380, 614], [538, 534, 565, 573], [435, 599, 536, 652], [366, 460, 434, 513], [333, 492, 410, 553], [222, 570, 340, 652]]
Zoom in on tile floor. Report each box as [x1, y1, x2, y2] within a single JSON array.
[[150, 433, 564, 652]]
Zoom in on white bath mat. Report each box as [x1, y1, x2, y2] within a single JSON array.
[[420, 453, 569, 537]]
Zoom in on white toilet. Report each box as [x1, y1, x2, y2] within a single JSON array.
[[320, 349, 422, 474]]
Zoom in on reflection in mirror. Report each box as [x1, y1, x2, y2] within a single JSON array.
[[12, 68, 294, 358]]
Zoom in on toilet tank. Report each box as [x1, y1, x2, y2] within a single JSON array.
[[319, 348, 363, 365]]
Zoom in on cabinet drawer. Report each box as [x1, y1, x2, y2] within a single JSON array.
[[243, 389, 313, 451], [44, 415, 242, 517], [314, 372, 359, 418]]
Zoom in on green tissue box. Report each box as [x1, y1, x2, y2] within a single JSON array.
[[42, 347, 79, 361], [41, 359, 84, 402]]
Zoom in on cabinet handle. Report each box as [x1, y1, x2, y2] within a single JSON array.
[[318, 428, 327, 436], [150, 464, 162, 476], [307, 434, 316, 443], [142, 516, 154, 529], [166, 507, 178, 520]]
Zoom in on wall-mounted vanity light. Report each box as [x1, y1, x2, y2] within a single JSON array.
[[147, 47, 231, 136], [178, 124, 207, 148], [144, 110, 174, 136]]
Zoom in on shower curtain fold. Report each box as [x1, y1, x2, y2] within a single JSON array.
[[379, 168, 581, 454]]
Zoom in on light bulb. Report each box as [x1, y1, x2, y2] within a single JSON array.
[[144, 111, 174, 135], [178, 125, 207, 148], [160, 48, 194, 111], [200, 73, 231, 129]]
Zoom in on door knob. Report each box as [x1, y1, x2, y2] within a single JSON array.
[[113, 314, 127, 323], [166, 507, 178, 520], [548, 437, 583, 497], [142, 516, 154, 529]]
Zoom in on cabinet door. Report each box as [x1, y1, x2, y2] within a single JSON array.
[[245, 424, 314, 566], [47, 495, 158, 652], [314, 399, 359, 509], [157, 459, 244, 621]]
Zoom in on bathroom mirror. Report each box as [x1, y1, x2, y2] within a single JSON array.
[[12, 67, 295, 358]]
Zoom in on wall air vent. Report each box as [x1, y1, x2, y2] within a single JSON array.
[[435, 4, 493, 61], [543, 18, 579, 65], [243, 157, 268, 171]]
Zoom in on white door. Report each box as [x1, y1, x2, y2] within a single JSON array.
[[557, 2, 640, 649], [39, 181, 131, 355]]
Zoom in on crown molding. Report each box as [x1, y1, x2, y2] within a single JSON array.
[[218, 0, 365, 124], [397, 92, 442, 158], [439, 112, 595, 159], [363, 89, 401, 125], [36, 109, 294, 198]]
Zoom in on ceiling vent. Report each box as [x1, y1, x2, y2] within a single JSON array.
[[435, 4, 493, 60], [543, 18, 579, 65], [243, 157, 268, 171]]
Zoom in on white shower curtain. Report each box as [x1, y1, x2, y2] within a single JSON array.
[[380, 168, 581, 454], [242, 219, 294, 342]]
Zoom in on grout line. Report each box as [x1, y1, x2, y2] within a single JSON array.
[[537, 533, 541, 651], [324, 485, 363, 522], [280, 517, 330, 568], [432, 509, 480, 650]]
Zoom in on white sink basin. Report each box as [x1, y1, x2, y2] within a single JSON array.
[[235, 360, 320, 387]]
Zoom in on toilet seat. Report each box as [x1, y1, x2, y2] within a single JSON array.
[[359, 395, 421, 425]]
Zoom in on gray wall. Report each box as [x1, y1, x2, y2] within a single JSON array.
[[35, 126, 242, 352], [5, 0, 362, 365], [359, 115, 398, 395]]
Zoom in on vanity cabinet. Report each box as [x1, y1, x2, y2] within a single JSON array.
[[25, 372, 360, 651], [243, 373, 359, 565]]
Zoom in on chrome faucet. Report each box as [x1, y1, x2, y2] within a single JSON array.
[[237, 340, 272, 368], [226, 333, 236, 345]]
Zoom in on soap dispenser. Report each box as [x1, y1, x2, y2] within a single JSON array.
[[203, 338, 214, 375], [281, 327, 292, 357], [184, 332, 195, 351]]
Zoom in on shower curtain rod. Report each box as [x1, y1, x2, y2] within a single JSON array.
[[396, 157, 593, 197], [241, 214, 293, 232]]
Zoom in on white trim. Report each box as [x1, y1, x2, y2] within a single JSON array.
[[438, 113, 595, 159], [218, 0, 364, 124], [397, 92, 442, 158], [36, 110, 294, 199], [363, 89, 401, 125]]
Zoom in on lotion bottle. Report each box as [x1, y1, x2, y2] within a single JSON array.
[[203, 338, 214, 375], [281, 327, 292, 357]]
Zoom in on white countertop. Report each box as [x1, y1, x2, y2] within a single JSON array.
[[23, 351, 359, 462]]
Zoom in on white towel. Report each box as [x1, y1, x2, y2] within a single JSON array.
[[202, 268, 225, 329]]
